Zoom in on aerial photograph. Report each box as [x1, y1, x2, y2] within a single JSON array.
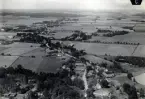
[[0, 0, 145, 99]]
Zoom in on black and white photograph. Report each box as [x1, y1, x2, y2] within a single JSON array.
[[0, 0, 145, 99]]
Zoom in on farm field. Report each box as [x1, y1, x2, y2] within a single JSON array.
[[0, 42, 40, 48], [11, 56, 43, 72], [112, 73, 134, 85], [11, 47, 71, 73], [0, 47, 37, 55], [53, 32, 74, 39], [82, 54, 113, 65], [0, 43, 41, 68], [36, 53, 71, 73], [11, 48, 45, 71], [22, 48, 46, 56], [90, 32, 145, 44], [0, 15, 57, 26], [36, 57, 63, 73], [112, 73, 145, 89], [0, 56, 19, 67], [74, 42, 137, 56], [133, 45, 145, 57], [0, 47, 8, 52], [0, 42, 40, 56]]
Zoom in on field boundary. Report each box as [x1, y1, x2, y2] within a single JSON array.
[[10, 47, 40, 67], [131, 44, 139, 56]]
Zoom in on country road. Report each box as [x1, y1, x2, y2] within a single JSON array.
[[82, 68, 88, 97]]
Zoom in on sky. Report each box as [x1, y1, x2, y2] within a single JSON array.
[[0, 0, 145, 11]]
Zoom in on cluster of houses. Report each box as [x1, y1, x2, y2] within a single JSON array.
[[72, 57, 126, 99]]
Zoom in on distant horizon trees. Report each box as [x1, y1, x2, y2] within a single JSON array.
[[103, 30, 129, 37], [61, 30, 92, 41], [127, 73, 133, 80]]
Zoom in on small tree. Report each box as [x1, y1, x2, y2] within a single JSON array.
[[73, 78, 84, 90], [110, 95, 118, 99], [1, 53, 4, 56], [123, 83, 131, 93], [140, 88, 145, 97], [127, 73, 133, 80], [87, 88, 95, 98], [100, 79, 109, 88]]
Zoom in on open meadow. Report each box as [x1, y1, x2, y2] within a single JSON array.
[[74, 42, 137, 56]]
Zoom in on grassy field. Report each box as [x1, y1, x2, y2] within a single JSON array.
[[11, 48, 70, 73], [133, 45, 145, 57], [74, 42, 137, 56], [90, 32, 145, 44], [1, 47, 37, 55], [11, 56, 43, 71], [0, 43, 40, 68], [112, 73, 145, 89], [53, 32, 74, 39], [36, 52, 71, 73], [36, 57, 63, 73], [11, 48, 45, 71], [0, 42, 40, 48], [0, 56, 19, 67], [82, 54, 113, 65], [0, 42, 40, 55], [0, 47, 8, 52], [112, 73, 134, 85]]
